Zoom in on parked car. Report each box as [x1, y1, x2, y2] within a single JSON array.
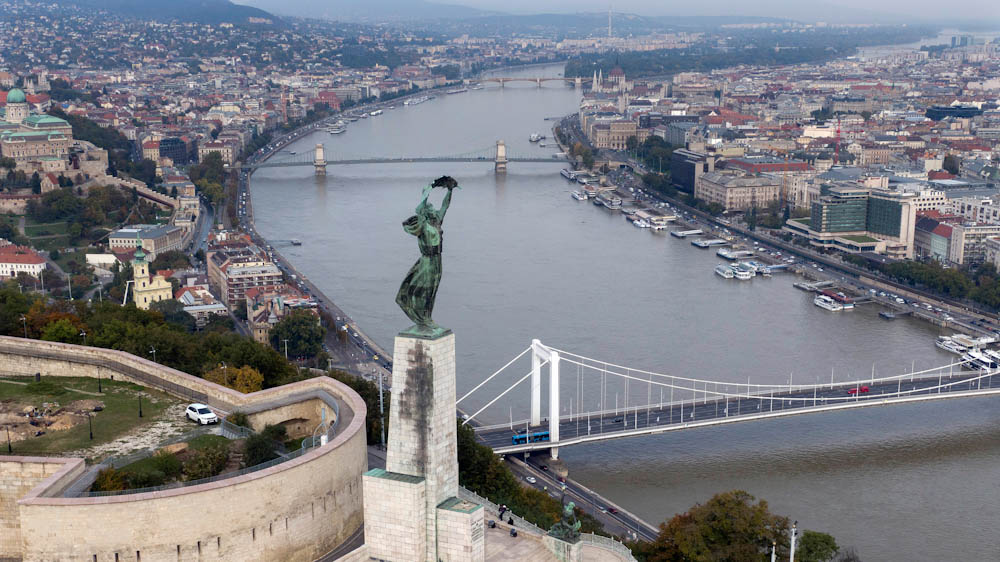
[[847, 386, 870, 396], [185, 403, 218, 425]]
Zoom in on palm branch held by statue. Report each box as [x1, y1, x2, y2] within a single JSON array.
[[395, 176, 458, 338]]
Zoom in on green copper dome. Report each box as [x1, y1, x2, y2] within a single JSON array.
[[6, 89, 25, 104]]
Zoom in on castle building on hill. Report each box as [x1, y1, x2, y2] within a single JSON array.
[[0, 88, 73, 164]]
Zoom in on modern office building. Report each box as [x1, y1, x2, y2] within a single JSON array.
[[785, 185, 916, 258]]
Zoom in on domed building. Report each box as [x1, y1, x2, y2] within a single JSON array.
[[0, 87, 73, 165], [3, 88, 28, 124]]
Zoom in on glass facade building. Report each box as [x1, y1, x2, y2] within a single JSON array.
[[811, 187, 869, 233]]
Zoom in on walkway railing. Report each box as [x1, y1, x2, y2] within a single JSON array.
[[580, 533, 639, 562], [456, 486, 546, 536], [456, 487, 639, 560]]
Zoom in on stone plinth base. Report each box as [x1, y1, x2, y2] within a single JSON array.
[[362, 468, 426, 561], [437, 497, 486, 562], [386, 332, 459, 559], [543, 535, 583, 562]]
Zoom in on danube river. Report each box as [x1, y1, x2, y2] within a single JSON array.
[[250, 64, 1000, 560]]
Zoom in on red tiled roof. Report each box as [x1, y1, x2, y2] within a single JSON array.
[[0, 245, 46, 265]]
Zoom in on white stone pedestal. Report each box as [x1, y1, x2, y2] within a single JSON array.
[[362, 468, 426, 561]]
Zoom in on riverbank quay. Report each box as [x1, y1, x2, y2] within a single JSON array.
[[551, 119, 999, 337], [616, 159, 1000, 336]]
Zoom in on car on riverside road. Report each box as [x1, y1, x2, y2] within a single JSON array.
[[525, 476, 537, 484], [847, 386, 870, 396], [185, 404, 219, 425]]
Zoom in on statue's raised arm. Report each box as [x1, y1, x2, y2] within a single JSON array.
[[432, 175, 457, 223]]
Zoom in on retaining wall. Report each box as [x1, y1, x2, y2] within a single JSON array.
[[0, 336, 368, 562]]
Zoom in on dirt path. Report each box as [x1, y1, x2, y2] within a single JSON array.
[[67, 402, 193, 460]]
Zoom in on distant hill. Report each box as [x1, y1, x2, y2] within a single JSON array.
[[56, 0, 277, 24], [238, 0, 492, 22]]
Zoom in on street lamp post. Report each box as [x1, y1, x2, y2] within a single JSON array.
[[88, 413, 93, 440], [283, 339, 289, 360], [221, 361, 228, 386], [79, 330, 87, 346], [19, 314, 27, 338], [789, 521, 798, 562], [149, 346, 156, 363], [138, 397, 143, 418]]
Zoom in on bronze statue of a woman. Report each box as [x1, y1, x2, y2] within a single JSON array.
[[396, 176, 457, 338]]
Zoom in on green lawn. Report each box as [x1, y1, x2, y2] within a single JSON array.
[[24, 221, 68, 237], [0, 376, 182, 456], [31, 235, 70, 252]]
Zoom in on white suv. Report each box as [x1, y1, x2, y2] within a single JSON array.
[[185, 404, 219, 425]]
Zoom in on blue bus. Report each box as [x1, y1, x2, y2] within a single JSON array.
[[512, 430, 550, 445]]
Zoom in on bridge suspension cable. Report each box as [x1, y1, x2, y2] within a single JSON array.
[[550, 346, 967, 391], [461, 360, 548, 426], [554, 355, 980, 405], [457, 346, 531, 405]]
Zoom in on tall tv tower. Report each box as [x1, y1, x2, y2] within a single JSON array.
[[608, 6, 612, 38]]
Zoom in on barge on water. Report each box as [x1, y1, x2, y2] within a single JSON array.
[[692, 239, 729, 248]]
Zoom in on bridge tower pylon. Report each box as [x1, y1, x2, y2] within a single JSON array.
[[313, 143, 327, 176], [575, 76, 582, 88], [494, 140, 508, 174], [530, 339, 561, 458]]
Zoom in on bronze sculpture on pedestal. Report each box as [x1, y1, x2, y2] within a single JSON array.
[[396, 176, 458, 338]]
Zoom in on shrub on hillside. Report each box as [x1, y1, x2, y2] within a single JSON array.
[[182, 442, 230, 480]]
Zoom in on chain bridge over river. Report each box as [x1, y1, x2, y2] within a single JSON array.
[[242, 140, 561, 176]]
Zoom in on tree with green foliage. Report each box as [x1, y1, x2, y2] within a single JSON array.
[[455, 422, 606, 533], [150, 250, 191, 272], [150, 300, 196, 332], [182, 442, 230, 480], [243, 425, 284, 467], [269, 310, 326, 358], [798, 530, 840, 562], [632, 490, 790, 561], [40, 317, 83, 344], [0, 284, 299, 386], [636, 136, 674, 173]]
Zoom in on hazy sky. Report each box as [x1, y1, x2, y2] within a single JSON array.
[[441, 0, 998, 22], [239, 0, 1000, 24]]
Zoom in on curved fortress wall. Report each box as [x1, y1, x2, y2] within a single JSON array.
[[0, 336, 367, 562]]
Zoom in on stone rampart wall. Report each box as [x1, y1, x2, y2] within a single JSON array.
[[0, 336, 368, 562], [0, 457, 84, 560]]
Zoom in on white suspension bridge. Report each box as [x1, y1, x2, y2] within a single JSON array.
[[461, 340, 1000, 458]]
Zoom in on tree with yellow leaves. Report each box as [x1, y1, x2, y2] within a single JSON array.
[[203, 364, 264, 394]]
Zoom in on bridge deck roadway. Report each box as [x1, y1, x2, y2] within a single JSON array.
[[475, 370, 999, 454], [244, 157, 558, 169]]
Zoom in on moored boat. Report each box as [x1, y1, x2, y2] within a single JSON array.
[[715, 264, 735, 279], [814, 294, 843, 311]]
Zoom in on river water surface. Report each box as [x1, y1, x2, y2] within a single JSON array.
[[251, 64, 1000, 560]]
